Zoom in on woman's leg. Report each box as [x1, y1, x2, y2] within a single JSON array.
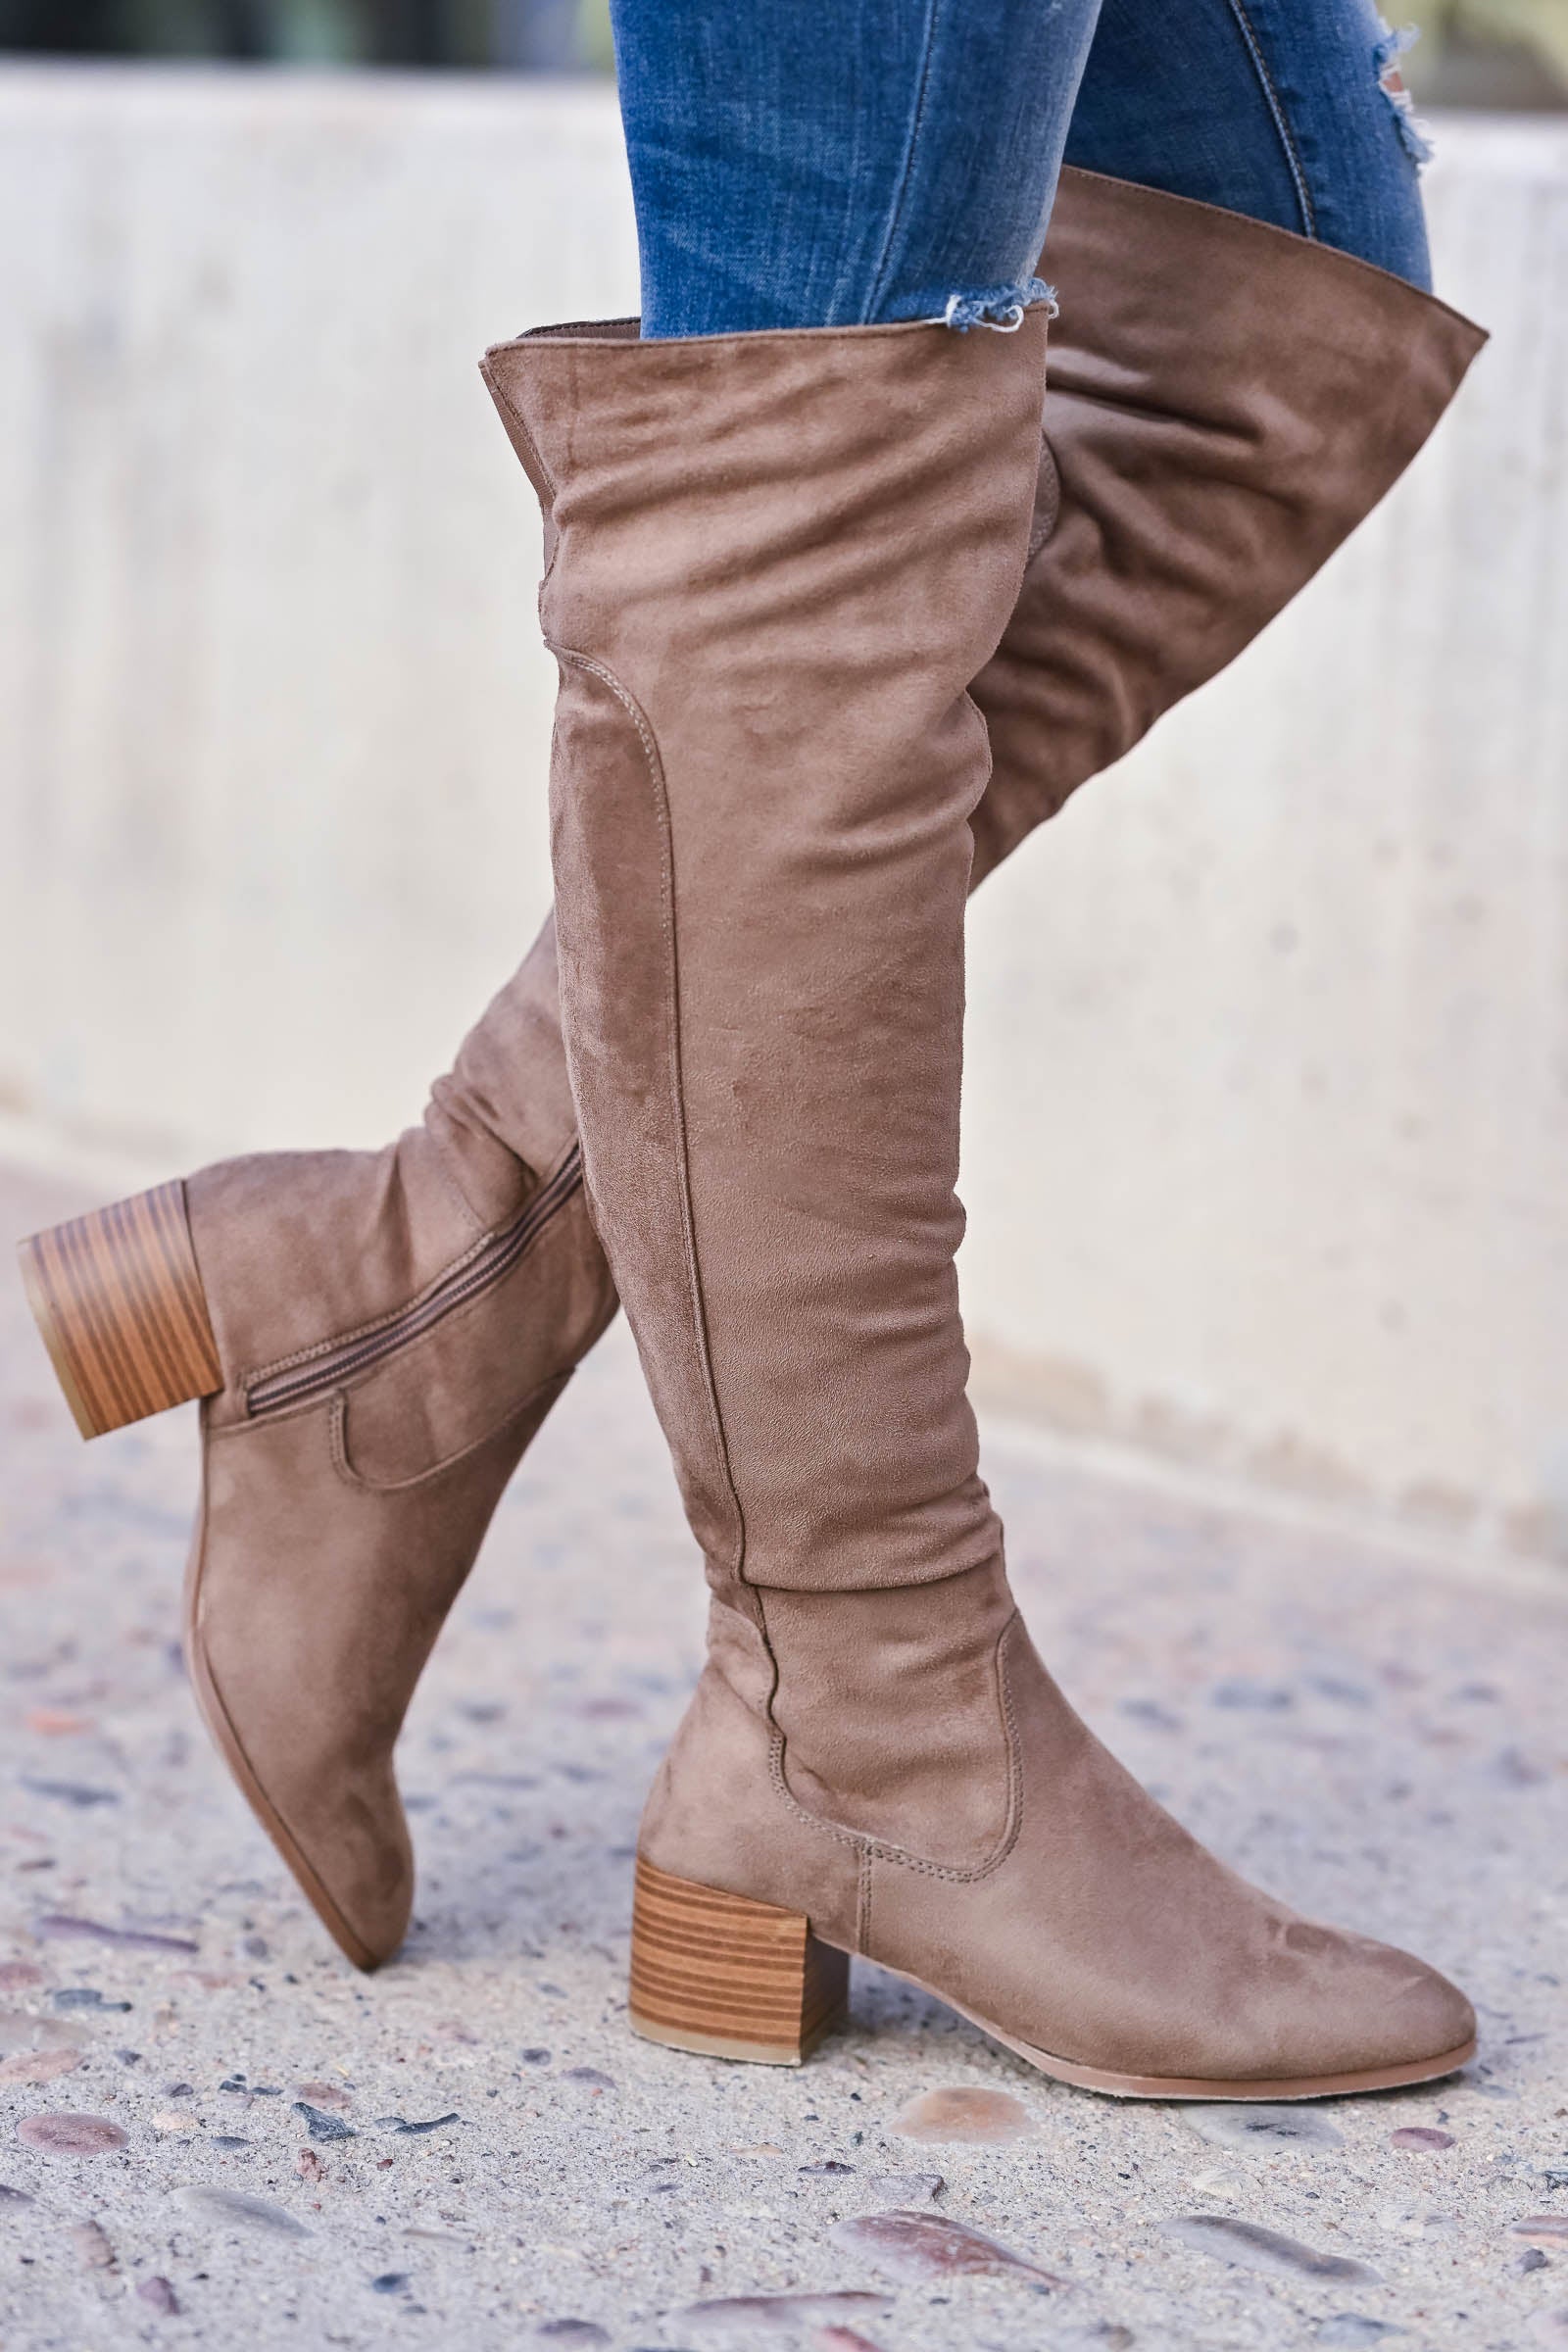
[[610, 0, 1098, 335], [1064, 0, 1434, 285]]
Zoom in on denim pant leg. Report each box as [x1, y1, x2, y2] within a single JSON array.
[[609, 0, 1102, 337], [1064, 0, 1433, 289]]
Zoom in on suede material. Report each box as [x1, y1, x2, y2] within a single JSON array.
[[486, 212, 1479, 2084], [760, 1572, 1016, 1868], [426, 907, 584, 1217], [485, 313, 1050, 1597], [469, 172, 1485, 1393], [192, 1368, 567, 1962], [172, 921, 616, 1966], [638, 1597, 862, 1953], [969, 170, 1487, 879], [641, 1562, 1474, 2083]]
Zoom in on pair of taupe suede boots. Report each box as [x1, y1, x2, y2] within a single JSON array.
[[21, 172, 1486, 2100]]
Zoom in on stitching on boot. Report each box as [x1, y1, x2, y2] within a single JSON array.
[[857, 1846, 874, 1950], [761, 1609, 1025, 1885], [328, 1370, 570, 1494], [241, 1148, 585, 1405], [548, 647, 750, 1593]]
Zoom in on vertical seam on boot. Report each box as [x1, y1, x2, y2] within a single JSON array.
[[549, 647, 749, 1594], [760, 1608, 1025, 1885], [857, 1847, 874, 1952]]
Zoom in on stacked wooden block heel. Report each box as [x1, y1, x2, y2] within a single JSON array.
[[17, 1182, 222, 1439], [628, 1856, 850, 2065]]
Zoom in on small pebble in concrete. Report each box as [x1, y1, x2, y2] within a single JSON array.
[[1517, 2218, 1568, 2245], [294, 2100, 357, 2142], [1186, 2104, 1344, 2152], [0, 2185, 34, 2208], [534, 2325, 609, 2345], [383, 2112, 461, 2136], [800, 2161, 856, 2177], [0, 2045, 81, 2085], [864, 2172, 943, 2204], [371, 2273, 410, 2294], [1314, 2321, 1403, 2346], [178, 2185, 309, 2236], [1389, 2127, 1454, 2150], [1160, 2215, 1380, 2284], [51, 1987, 129, 2013], [830, 2210, 1071, 2286], [520, 2047, 552, 2065], [20, 1777, 119, 1808], [1209, 1678, 1294, 1711], [294, 2080, 350, 2108], [33, 1914, 197, 1955], [71, 2219, 116, 2271], [1188, 2167, 1247, 2201], [1514, 2249, 1550, 2275], [680, 2292, 892, 2333], [16, 2113, 128, 2154], [889, 2086, 1034, 2143], [563, 2067, 615, 2090], [137, 2276, 180, 2315]]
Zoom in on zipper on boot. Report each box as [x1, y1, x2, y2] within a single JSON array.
[[244, 1144, 584, 1419]]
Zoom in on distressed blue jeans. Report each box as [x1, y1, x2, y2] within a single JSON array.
[[611, 0, 1433, 340]]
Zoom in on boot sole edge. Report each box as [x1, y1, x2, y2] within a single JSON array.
[[632, 1860, 1475, 2100], [870, 1955, 1477, 2102]]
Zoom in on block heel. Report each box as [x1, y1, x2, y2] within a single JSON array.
[[18, 1181, 223, 1439], [628, 1856, 850, 2066]]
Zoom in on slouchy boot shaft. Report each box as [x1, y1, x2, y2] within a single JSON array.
[[483, 312, 1051, 1600]]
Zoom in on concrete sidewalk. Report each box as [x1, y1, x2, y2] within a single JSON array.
[[1, 1157, 1566, 2351]]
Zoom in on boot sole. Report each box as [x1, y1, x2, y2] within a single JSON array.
[[629, 1860, 1475, 2099], [18, 1184, 222, 1438]]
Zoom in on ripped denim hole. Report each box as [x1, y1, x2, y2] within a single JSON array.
[[1374, 19, 1435, 168], [942, 276, 1058, 334]]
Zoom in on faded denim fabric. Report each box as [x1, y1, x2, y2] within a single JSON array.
[[1066, 0, 1433, 291], [611, 0, 1433, 340]]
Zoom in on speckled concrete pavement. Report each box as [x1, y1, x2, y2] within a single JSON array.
[[2, 1158, 1567, 2352]]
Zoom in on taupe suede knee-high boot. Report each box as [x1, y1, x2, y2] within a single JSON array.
[[20, 171, 1482, 1978], [482, 300, 1475, 2100]]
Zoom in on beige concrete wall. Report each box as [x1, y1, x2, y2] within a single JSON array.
[[1, 70, 1564, 1566]]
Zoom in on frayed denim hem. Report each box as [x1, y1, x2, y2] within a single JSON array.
[[941, 276, 1058, 333]]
